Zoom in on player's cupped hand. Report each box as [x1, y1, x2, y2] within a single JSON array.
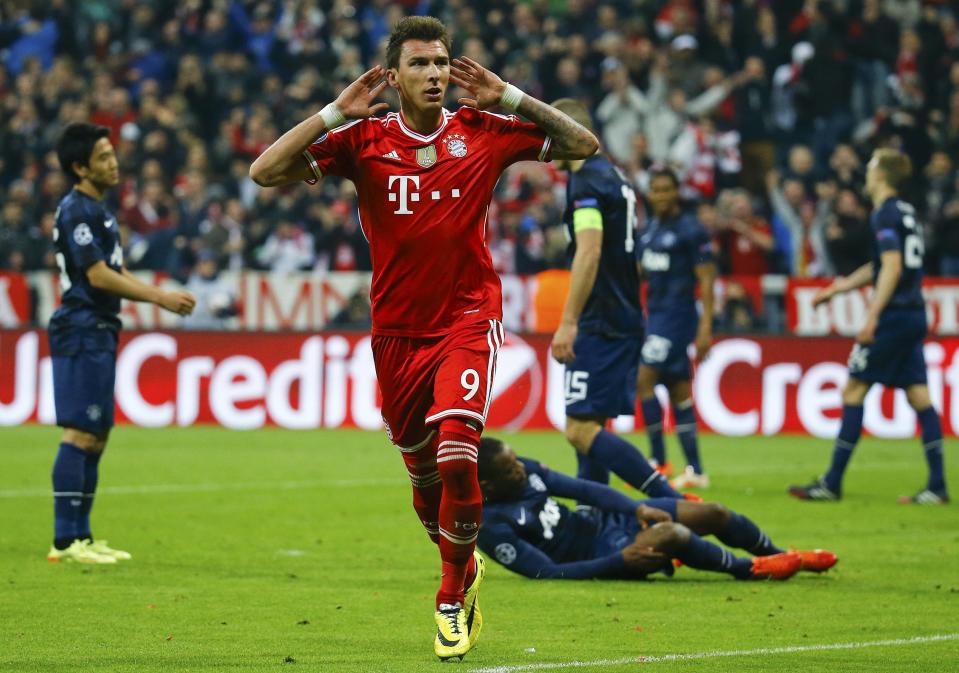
[[621, 541, 669, 570], [635, 504, 672, 529], [450, 56, 506, 110], [334, 66, 390, 119], [550, 323, 577, 364], [857, 316, 877, 345], [694, 331, 712, 363], [161, 290, 197, 316], [811, 286, 834, 308]]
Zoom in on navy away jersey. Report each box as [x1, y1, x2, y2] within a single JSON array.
[[477, 458, 639, 579], [871, 197, 925, 310], [49, 189, 123, 352], [564, 155, 643, 337], [637, 212, 713, 321]]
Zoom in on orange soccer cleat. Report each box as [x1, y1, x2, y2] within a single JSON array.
[[649, 461, 673, 478], [794, 549, 838, 573], [750, 551, 802, 580], [681, 492, 704, 503]]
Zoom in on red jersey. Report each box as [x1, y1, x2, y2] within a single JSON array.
[[303, 107, 552, 336]]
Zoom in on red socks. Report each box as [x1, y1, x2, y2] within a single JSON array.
[[400, 431, 442, 544], [434, 418, 483, 607]]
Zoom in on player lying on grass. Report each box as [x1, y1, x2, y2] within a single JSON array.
[[477, 437, 837, 581]]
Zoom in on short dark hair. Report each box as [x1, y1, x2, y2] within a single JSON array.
[[56, 123, 110, 182], [477, 436, 505, 484], [873, 148, 912, 192], [550, 98, 594, 133], [386, 16, 451, 70], [649, 165, 680, 188]]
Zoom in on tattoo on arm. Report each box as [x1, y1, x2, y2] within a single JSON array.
[[515, 96, 598, 160]]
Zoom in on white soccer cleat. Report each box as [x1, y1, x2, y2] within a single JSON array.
[[87, 539, 132, 560], [670, 466, 710, 489], [47, 539, 117, 564]]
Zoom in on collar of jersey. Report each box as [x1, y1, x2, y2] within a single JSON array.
[[391, 108, 452, 143]]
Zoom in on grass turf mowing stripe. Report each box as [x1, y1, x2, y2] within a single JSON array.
[[468, 633, 959, 673]]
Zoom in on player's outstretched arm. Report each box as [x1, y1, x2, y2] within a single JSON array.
[[86, 263, 196, 316], [812, 261, 875, 307], [859, 250, 902, 344], [450, 56, 598, 160], [693, 261, 716, 362], [249, 66, 389, 187]]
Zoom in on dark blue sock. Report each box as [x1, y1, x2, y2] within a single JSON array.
[[587, 430, 681, 498], [52, 443, 87, 548], [823, 405, 863, 493], [640, 397, 666, 465], [675, 530, 753, 579], [575, 451, 610, 484], [78, 451, 102, 540], [673, 399, 702, 473], [917, 407, 947, 493], [716, 512, 783, 556]]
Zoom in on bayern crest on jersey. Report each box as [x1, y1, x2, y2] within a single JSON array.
[[443, 133, 468, 158]]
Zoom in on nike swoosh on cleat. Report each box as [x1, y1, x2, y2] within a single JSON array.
[[436, 631, 462, 648]]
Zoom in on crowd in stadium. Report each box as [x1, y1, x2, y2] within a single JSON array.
[[2, 0, 959, 290]]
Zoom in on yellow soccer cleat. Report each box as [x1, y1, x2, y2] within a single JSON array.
[[47, 539, 117, 565], [463, 551, 486, 648], [434, 603, 471, 661], [87, 539, 132, 560]]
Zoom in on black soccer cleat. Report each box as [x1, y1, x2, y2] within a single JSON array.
[[788, 477, 840, 501]]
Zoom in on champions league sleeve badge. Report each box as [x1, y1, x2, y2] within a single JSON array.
[[73, 223, 94, 246]]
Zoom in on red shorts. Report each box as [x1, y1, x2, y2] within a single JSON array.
[[371, 319, 504, 450]]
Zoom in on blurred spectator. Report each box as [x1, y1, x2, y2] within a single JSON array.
[[716, 189, 774, 276], [719, 279, 757, 333], [181, 249, 239, 330], [330, 286, 373, 330], [256, 218, 314, 274], [736, 56, 775, 196], [817, 185, 873, 277], [595, 59, 648, 166]]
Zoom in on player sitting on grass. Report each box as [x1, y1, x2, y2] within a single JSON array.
[[477, 437, 837, 581]]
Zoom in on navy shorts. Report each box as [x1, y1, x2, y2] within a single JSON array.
[[847, 308, 927, 389], [564, 333, 640, 419], [639, 324, 696, 383], [52, 350, 116, 436], [591, 497, 679, 558]]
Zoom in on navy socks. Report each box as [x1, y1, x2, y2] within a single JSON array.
[[640, 397, 666, 465], [716, 512, 783, 556], [575, 451, 610, 485], [52, 443, 87, 549], [917, 406, 947, 493], [823, 405, 863, 493], [673, 399, 702, 474], [675, 531, 753, 579], [78, 451, 102, 540], [587, 430, 681, 498]]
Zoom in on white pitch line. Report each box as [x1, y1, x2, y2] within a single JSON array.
[[0, 477, 405, 498], [469, 633, 959, 673]]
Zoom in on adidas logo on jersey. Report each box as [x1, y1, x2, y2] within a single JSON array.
[[382, 150, 401, 161]]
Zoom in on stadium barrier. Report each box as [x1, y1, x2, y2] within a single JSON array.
[[3, 329, 958, 437], [4, 271, 959, 336]]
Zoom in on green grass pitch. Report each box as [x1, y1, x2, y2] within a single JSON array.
[[1, 426, 957, 672]]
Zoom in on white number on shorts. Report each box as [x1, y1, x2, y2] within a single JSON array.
[[461, 368, 480, 401]]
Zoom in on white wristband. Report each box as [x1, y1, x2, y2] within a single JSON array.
[[499, 83, 524, 112], [318, 103, 347, 130]]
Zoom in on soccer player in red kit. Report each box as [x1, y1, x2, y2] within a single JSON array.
[[250, 16, 598, 660]]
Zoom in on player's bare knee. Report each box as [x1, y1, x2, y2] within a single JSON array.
[[650, 521, 690, 552], [637, 369, 657, 398], [842, 378, 869, 406], [62, 428, 99, 450], [905, 385, 932, 411], [703, 502, 730, 528], [565, 417, 601, 453]]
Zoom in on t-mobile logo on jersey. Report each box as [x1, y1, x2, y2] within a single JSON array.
[[387, 175, 461, 215]]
